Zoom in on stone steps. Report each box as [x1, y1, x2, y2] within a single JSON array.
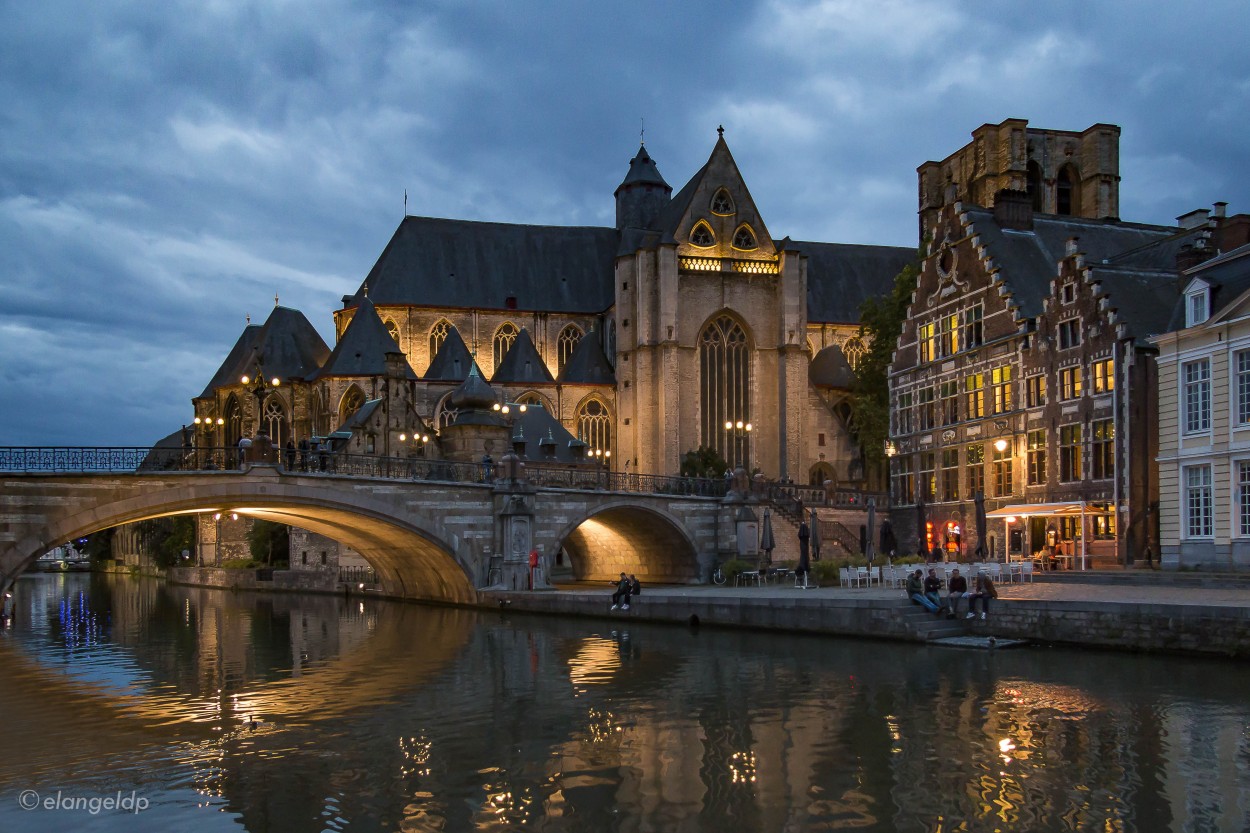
[[894, 600, 971, 640]]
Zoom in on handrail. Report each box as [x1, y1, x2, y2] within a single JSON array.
[[0, 446, 885, 506]]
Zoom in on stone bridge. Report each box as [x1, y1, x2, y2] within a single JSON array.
[[0, 464, 741, 603]]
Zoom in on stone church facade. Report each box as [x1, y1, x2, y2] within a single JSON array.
[[191, 129, 912, 489]]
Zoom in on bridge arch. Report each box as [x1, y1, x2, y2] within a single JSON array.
[[1, 473, 482, 603], [549, 500, 701, 584]]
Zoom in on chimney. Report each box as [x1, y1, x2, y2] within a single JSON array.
[[1176, 234, 1214, 272], [1065, 237, 1080, 257], [993, 189, 1033, 231], [1177, 208, 1211, 230], [1213, 202, 1228, 219]]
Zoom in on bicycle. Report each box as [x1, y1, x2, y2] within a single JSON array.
[[711, 561, 727, 585]]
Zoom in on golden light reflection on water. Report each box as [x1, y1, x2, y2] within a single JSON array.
[[3, 574, 1249, 833]]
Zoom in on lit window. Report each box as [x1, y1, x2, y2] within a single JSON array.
[[576, 399, 612, 458], [1059, 366, 1083, 401], [964, 373, 984, 419], [991, 366, 1013, 414], [558, 324, 583, 374], [1092, 359, 1114, 394], [992, 444, 1012, 497], [700, 316, 749, 464], [1185, 464, 1213, 538], [732, 225, 757, 250], [1183, 359, 1211, 433], [690, 221, 715, 247], [1025, 374, 1047, 408], [918, 322, 936, 364], [429, 319, 451, 359]]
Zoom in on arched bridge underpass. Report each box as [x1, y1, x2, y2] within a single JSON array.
[[0, 464, 730, 602]]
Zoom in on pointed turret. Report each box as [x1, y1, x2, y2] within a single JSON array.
[[423, 325, 480, 382], [614, 144, 672, 230], [491, 327, 554, 384], [309, 296, 416, 381], [557, 330, 615, 385]]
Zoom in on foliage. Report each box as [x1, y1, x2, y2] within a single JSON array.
[[811, 561, 840, 585], [680, 446, 729, 479], [135, 517, 196, 568], [81, 528, 116, 562], [247, 520, 290, 567], [853, 248, 924, 465], [720, 558, 753, 584], [220, 558, 264, 569]]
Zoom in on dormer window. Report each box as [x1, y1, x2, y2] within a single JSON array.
[[1187, 289, 1209, 327], [710, 188, 735, 215], [690, 221, 715, 248], [732, 225, 757, 251]]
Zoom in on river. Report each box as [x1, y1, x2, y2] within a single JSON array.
[[0, 572, 1247, 832]]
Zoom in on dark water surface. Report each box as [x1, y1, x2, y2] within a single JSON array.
[[0, 573, 1247, 832]]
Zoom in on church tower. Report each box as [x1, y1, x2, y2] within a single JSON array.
[[614, 128, 808, 479], [614, 144, 671, 230]]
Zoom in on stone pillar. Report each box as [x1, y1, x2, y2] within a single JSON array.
[[496, 490, 542, 590]]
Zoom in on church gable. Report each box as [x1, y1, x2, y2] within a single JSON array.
[[659, 130, 776, 261]]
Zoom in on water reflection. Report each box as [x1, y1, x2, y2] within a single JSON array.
[[1, 573, 1249, 832]]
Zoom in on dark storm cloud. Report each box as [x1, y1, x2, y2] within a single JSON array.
[[2, 0, 1248, 445]]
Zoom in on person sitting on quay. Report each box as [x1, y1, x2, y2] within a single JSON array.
[[906, 569, 941, 613], [967, 570, 998, 620], [946, 568, 968, 620], [610, 572, 632, 610], [629, 574, 641, 600], [923, 568, 946, 616]]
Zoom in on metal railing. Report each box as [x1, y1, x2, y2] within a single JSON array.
[[0, 446, 881, 506]]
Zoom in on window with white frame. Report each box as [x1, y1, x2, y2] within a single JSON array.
[[1238, 350, 1250, 425], [1184, 464, 1213, 538], [1239, 461, 1250, 537], [1186, 289, 1209, 327], [1183, 359, 1211, 433]]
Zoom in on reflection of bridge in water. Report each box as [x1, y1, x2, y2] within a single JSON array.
[[0, 447, 882, 604]]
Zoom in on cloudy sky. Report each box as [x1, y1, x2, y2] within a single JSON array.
[[3, 0, 1248, 447]]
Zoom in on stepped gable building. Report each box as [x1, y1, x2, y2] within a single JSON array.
[[889, 119, 1228, 567], [193, 130, 911, 485]]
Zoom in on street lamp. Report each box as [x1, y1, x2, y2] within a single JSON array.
[[724, 419, 753, 469], [241, 358, 281, 439], [397, 430, 431, 456]]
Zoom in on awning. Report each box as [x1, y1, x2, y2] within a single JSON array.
[[984, 501, 1087, 518]]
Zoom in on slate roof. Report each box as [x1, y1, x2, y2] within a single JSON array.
[[350, 216, 619, 314], [557, 331, 615, 384], [614, 144, 670, 194], [796, 242, 915, 323], [809, 345, 856, 389], [337, 399, 382, 434], [1166, 243, 1250, 330], [491, 327, 554, 384], [964, 208, 1200, 332], [423, 325, 481, 382], [508, 405, 588, 464], [310, 296, 416, 381], [198, 307, 330, 398]]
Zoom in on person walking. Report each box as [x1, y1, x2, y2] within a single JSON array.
[[967, 570, 998, 620]]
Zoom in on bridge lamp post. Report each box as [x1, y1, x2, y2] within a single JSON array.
[[240, 360, 281, 441], [884, 440, 898, 503], [397, 431, 430, 457], [193, 415, 226, 467], [724, 420, 753, 470]]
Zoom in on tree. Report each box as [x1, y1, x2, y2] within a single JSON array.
[[248, 520, 290, 567], [679, 446, 729, 479], [853, 250, 923, 466]]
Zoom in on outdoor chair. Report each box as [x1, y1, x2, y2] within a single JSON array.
[[1021, 561, 1034, 582]]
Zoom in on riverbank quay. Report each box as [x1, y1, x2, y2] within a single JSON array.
[[479, 576, 1250, 659]]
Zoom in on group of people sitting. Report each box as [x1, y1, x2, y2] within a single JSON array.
[[905, 567, 997, 620], [610, 573, 642, 610]]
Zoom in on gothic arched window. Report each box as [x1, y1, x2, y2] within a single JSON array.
[[225, 395, 243, 451], [384, 319, 401, 349], [809, 462, 836, 488], [700, 315, 750, 465], [429, 319, 451, 359], [1026, 160, 1043, 212], [842, 336, 867, 369], [576, 398, 612, 458], [493, 322, 519, 372], [710, 188, 735, 215], [516, 391, 548, 411], [263, 396, 288, 446], [339, 386, 366, 427], [311, 388, 330, 437], [732, 225, 757, 251], [690, 221, 715, 248], [435, 392, 458, 430], [558, 324, 583, 373], [1057, 164, 1079, 216]]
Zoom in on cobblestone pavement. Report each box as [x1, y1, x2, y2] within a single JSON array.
[[560, 577, 1250, 607]]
